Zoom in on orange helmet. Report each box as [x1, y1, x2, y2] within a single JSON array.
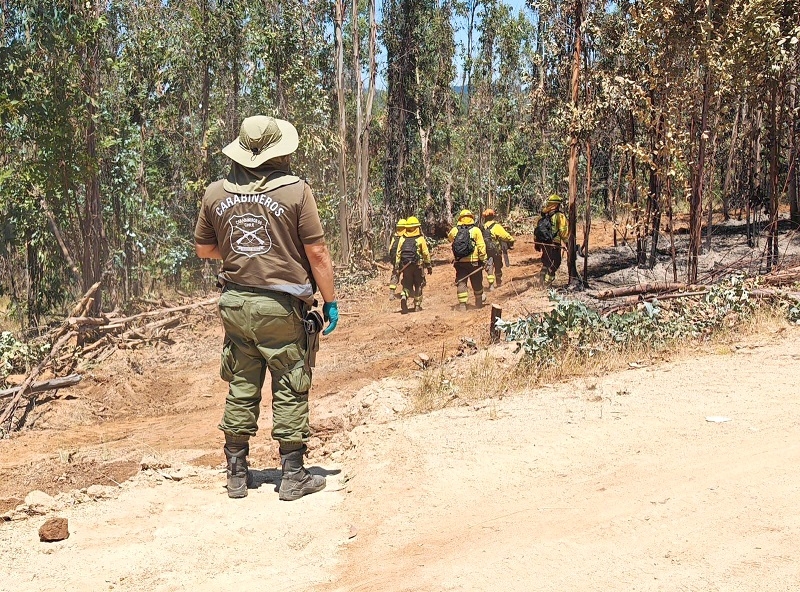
[[482, 208, 496, 218]]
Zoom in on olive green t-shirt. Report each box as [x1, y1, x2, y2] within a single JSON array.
[[194, 174, 325, 303]]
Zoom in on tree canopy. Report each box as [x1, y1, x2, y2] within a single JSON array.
[[1, 0, 798, 323]]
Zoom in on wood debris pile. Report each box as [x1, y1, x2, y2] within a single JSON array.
[[0, 282, 218, 435], [590, 264, 800, 316]]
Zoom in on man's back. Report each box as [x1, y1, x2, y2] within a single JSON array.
[[194, 175, 324, 303]]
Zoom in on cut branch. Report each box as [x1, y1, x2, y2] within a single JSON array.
[[0, 374, 82, 401]]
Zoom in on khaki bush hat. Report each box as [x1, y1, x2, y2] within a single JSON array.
[[222, 116, 299, 168]]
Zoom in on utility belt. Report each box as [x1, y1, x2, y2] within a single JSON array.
[[220, 281, 277, 295]]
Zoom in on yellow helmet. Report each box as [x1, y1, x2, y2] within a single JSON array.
[[405, 216, 420, 227], [396, 218, 407, 229], [458, 209, 474, 222], [547, 194, 563, 204]]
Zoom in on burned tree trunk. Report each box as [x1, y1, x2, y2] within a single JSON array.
[[567, 0, 583, 286]]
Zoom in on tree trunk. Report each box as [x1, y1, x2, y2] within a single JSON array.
[[666, 172, 678, 282], [359, 0, 378, 237], [462, 0, 478, 112], [789, 69, 799, 227], [688, 63, 711, 283], [722, 99, 741, 221], [81, 0, 105, 313], [352, 0, 364, 237], [334, 0, 350, 264], [767, 80, 781, 271], [567, 0, 583, 286], [383, 0, 417, 224], [414, 65, 433, 208], [704, 96, 722, 254], [647, 111, 664, 269], [25, 240, 40, 328], [583, 140, 592, 283], [629, 114, 644, 265], [40, 195, 80, 282], [612, 151, 624, 247]]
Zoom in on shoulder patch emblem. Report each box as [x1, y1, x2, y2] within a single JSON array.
[[228, 214, 273, 258]]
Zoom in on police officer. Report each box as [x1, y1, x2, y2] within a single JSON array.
[[195, 115, 338, 501]]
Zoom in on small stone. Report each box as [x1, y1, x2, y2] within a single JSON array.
[[140, 455, 171, 471], [24, 490, 57, 515], [162, 466, 198, 481], [86, 484, 117, 499], [39, 517, 69, 542]]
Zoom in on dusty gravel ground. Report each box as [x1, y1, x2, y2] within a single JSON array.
[[2, 327, 799, 591]]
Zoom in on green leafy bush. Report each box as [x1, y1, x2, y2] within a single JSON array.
[[497, 275, 759, 362], [0, 331, 50, 382]]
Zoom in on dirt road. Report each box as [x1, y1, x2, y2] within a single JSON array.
[[2, 326, 800, 590]]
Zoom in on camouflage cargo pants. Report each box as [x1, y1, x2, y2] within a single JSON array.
[[217, 289, 312, 448]]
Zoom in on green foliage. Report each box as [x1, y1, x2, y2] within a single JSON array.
[[0, 331, 49, 382], [498, 276, 759, 362], [1, 0, 798, 322], [788, 302, 800, 325]]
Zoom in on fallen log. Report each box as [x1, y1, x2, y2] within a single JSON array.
[[52, 282, 102, 341], [67, 316, 110, 327], [107, 296, 218, 325], [750, 289, 800, 301], [603, 290, 710, 316], [761, 272, 800, 287], [0, 374, 82, 400], [592, 282, 704, 300]]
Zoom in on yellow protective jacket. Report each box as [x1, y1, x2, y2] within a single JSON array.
[[395, 233, 431, 268], [483, 220, 515, 250], [551, 212, 568, 244], [447, 224, 487, 263], [541, 205, 568, 245]]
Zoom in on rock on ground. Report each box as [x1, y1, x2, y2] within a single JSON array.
[[38, 517, 69, 542], [23, 490, 58, 515]]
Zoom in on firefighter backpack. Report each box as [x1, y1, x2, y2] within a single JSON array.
[[534, 215, 556, 245], [400, 237, 420, 266], [481, 223, 499, 257], [452, 226, 475, 260]]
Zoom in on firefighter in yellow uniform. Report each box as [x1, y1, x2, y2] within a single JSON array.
[[395, 217, 431, 313], [481, 208, 515, 291], [387, 218, 406, 299], [448, 209, 488, 311], [534, 194, 569, 286]]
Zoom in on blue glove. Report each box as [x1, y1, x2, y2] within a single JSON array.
[[322, 301, 339, 336]]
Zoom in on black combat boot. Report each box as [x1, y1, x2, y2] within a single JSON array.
[[278, 445, 326, 501], [224, 436, 252, 499]]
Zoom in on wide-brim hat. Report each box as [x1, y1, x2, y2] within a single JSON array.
[[222, 116, 299, 168]]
